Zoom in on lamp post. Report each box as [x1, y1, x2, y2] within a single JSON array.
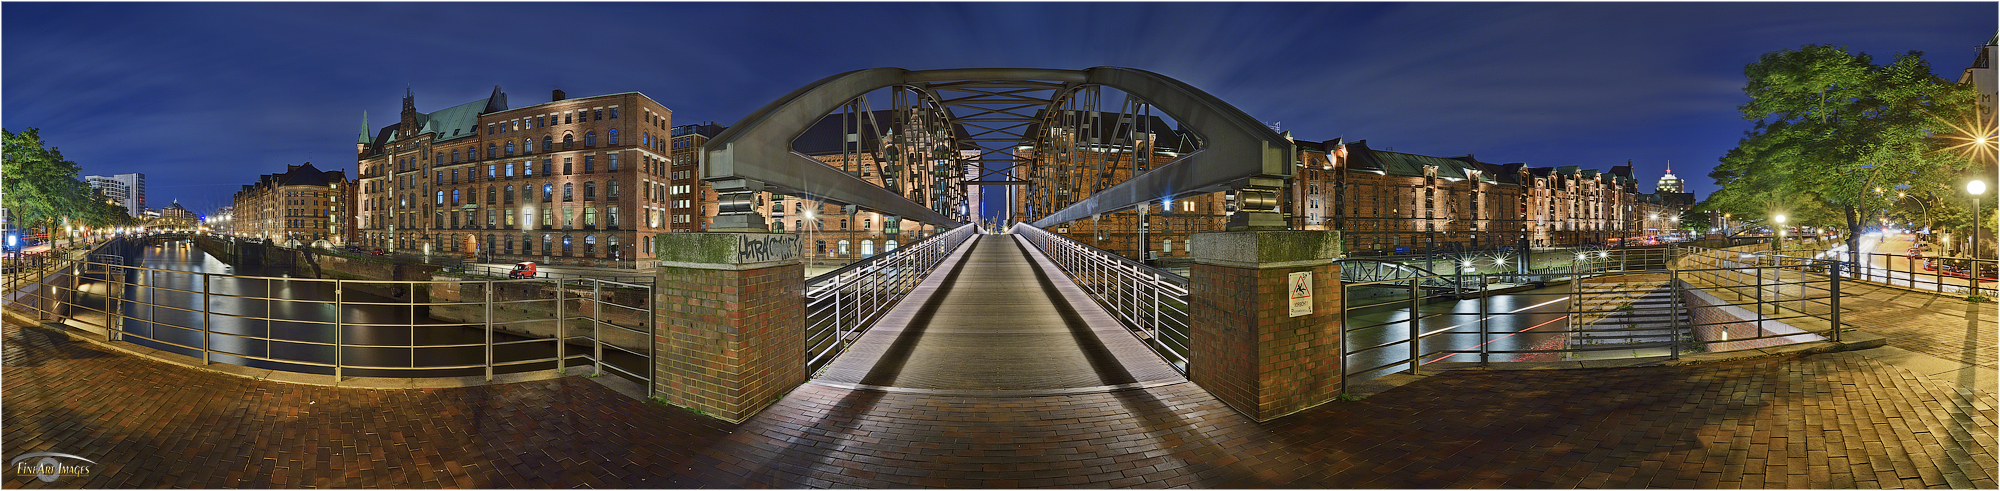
[[1773, 214, 1786, 252], [1898, 192, 1935, 235], [1970, 180, 1986, 260]]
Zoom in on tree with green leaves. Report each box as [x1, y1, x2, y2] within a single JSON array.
[[2, 127, 100, 243], [1707, 45, 1977, 262]]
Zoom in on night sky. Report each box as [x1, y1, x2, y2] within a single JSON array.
[[4, 2, 1992, 221]]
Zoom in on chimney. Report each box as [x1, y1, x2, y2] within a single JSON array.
[[552, 89, 566, 102]]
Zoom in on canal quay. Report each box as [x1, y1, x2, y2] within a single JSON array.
[[4, 231, 1995, 488]]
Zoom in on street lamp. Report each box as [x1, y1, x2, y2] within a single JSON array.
[[1773, 214, 1787, 252], [1970, 180, 1986, 260]]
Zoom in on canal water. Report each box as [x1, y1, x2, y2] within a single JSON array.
[[110, 240, 639, 380], [1340, 284, 1577, 381]]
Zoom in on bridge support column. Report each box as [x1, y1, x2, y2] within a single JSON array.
[[652, 232, 805, 423], [1189, 230, 1343, 422]]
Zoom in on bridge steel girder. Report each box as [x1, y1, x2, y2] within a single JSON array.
[[703, 66, 1293, 231], [704, 68, 1086, 229], [1027, 68, 1294, 230]]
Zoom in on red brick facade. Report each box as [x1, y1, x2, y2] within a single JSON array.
[[355, 88, 681, 268], [654, 262, 805, 422], [1189, 231, 1345, 421]]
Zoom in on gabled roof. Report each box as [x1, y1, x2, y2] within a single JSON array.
[[422, 96, 499, 143], [1342, 140, 1482, 181]]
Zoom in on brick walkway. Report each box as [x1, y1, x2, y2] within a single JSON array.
[[7, 315, 1994, 488]]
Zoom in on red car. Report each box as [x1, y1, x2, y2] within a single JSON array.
[[508, 262, 538, 279]]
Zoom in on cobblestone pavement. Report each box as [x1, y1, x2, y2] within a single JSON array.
[[1838, 280, 1996, 370], [6, 317, 1994, 488]]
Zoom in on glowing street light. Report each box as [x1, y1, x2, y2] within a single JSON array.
[[1773, 214, 1787, 252], [1970, 179, 1986, 260]]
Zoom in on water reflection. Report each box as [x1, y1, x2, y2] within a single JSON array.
[[112, 241, 629, 379]]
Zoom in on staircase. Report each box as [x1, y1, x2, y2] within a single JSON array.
[[1568, 279, 1692, 360]]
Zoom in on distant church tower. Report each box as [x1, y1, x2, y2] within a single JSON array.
[[1655, 163, 1684, 193]]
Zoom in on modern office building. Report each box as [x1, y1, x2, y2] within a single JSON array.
[[85, 173, 145, 218]]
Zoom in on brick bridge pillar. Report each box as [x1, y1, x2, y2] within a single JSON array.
[[653, 233, 805, 423], [1188, 230, 1344, 422]]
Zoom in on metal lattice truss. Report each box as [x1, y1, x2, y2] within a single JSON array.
[[1335, 258, 1466, 290], [703, 67, 1293, 232]]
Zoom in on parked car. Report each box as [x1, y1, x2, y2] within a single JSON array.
[[508, 261, 538, 279], [371, 248, 386, 256]]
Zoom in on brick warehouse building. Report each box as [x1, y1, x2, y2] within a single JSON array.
[[355, 87, 682, 268], [232, 162, 353, 245], [1013, 131, 1687, 262]]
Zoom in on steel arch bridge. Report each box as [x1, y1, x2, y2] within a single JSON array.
[[700, 67, 1294, 233]]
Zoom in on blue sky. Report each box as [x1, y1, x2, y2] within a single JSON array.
[[4, 2, 1992, 218]]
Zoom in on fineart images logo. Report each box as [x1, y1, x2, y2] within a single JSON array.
[[9, 453, 94, 482]]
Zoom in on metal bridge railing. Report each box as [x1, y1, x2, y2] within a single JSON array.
[[803, 223, 977, 376], [1339, 252, 1843, 394], [4, 246, 653, 394], [1012, 223, 1191, 373]]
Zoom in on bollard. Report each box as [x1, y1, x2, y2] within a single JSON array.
[[592, 280, 603, 377], [1408, 280, 1420, 376]]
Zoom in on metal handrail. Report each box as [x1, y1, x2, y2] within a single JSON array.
[[802, 224, 977, 375], [5, 246, 653, 394], [1011, 222, 1191, 373], [1338, 257, 1843, 394]]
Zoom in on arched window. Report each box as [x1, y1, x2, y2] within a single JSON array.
[[504, 236, 514, 254], [521, 234, 533, 254], [504, 142, 514, 156], [488, 144, 497, 158], [542, 136, 553, 152], [608, 129, 619, 145], [839, 219, 848, 230], [523, 138, 533, 153], [486, 234, 496, 253], [451, 189, 460, 205], [584, 181, 596, 200], [861, 240, 874, 257], [838, 240, 850, 256], [543, 234, 553, 254], [487, 186, 496, 204], [562, 235, 573, 254], [435, 190, 444, 205], [608, 236, 620, 258], [585, 131, 597, 147], [542, 183, 554, 202], [584, 235, 596, 254], [563, 183, 574, 201], [452, 149, 460, 162], [504, 185, 515, 204], [563, 134, 574, 149], [815, 240, 826, 255]]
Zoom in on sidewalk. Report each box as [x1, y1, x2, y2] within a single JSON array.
[[4, 271, 1995, 488]]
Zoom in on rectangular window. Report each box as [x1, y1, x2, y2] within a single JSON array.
[[505, 163, 514, 177], [608, 153, 618, 171], [564, 157, 573, 175], [584, 207, 597, 227], [594, 109, 602, 121], [608, 206, 619, 227], [542, 208, 553, 227], [564, 206, 576, 228], [541, 158, 551, 175], [584, 155, 595, 173], [488, 165, 497, 178], [608, 107, 618, 119]]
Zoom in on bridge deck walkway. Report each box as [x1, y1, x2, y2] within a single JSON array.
[[811, 233, 1185, 395]]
